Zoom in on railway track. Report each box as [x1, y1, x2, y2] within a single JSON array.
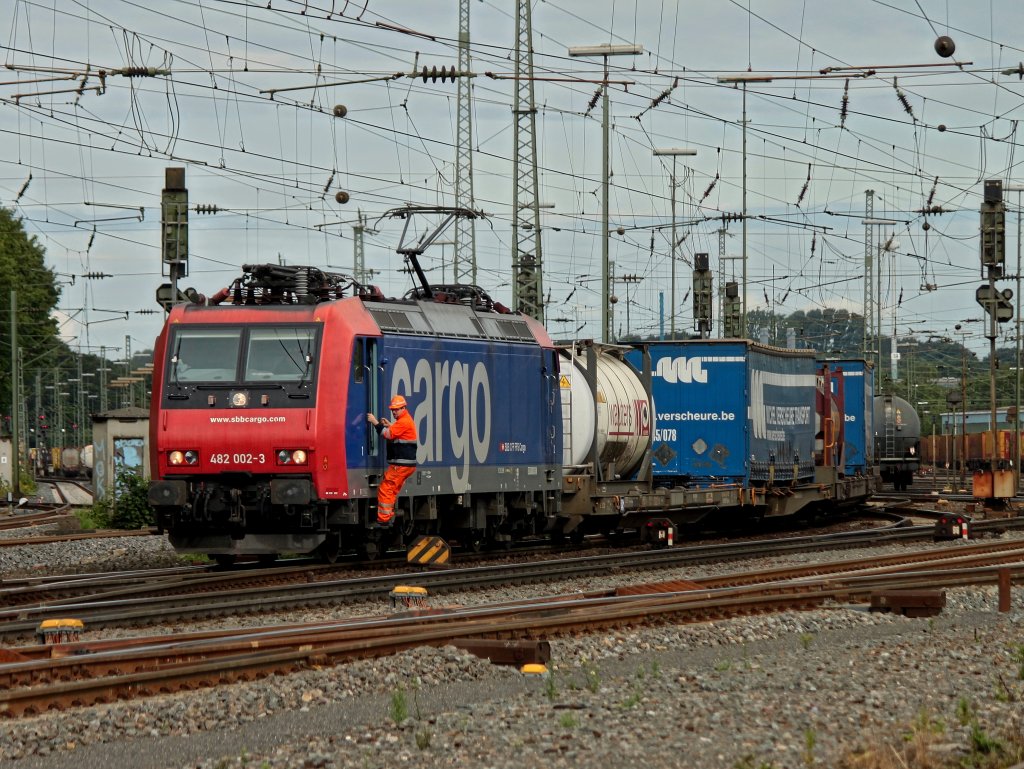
[[0, 528, 157, 548], [0, 506, 72, 532], [0, 544, 1021, 717], [2, 516, 1023, 637], [0, 507, 911, 604]]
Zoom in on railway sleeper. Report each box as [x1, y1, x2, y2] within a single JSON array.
[[869, 589, 946, 618]]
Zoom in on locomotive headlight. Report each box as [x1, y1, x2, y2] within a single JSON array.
[[276, 449, 309, 465], [231, 391, 248, 408], [168, 450, 200, 466]]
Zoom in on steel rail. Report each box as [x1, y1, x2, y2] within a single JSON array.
[[2, 525, 1023, 637], [0, 556, 1021, 717], [0, 512, 921, 606], [0, 529, 156, 548], [0, 506, 72, 531]]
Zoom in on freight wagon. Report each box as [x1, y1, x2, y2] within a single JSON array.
[[827, 359, 874, 477]]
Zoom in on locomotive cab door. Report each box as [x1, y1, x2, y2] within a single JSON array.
[[351, 337, 382, 462]]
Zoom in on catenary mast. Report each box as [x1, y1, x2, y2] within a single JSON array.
[[453, 0, 477, 286], [511, 0, 544, 322]]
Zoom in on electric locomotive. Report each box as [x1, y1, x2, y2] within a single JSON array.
[[148, 264, 575, 561]]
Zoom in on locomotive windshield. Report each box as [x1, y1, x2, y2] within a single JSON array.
[[171, 328, 241, 383], [166, 324, 320, 395], [243, 327, 317, 382]]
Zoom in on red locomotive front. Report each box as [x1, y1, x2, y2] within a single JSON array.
[[148, 297, 373, 562]]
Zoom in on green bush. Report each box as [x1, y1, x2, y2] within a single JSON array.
[[93, 468, 154, 530], [0, 466, 36, 499]]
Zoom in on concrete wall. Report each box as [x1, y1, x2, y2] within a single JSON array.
[[93, 414, 150, 500], [0, 437, 11, 489]]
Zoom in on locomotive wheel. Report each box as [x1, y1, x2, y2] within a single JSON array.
[[468, 529, 486, 552], [362, 541, 381, 561], [318, 536, 341, 564], [212, 554, 236, 567]]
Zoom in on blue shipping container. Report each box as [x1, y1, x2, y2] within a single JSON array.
[[826, 359, 874, 475], [632, 340, 817, 486]]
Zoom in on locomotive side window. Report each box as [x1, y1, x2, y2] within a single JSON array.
[[353, 339, 364, 383], [170, 328, 242, 382], [244, 327, 317, 382]]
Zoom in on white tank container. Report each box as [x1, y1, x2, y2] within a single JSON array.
[[80, 444, 94, 471], [558, 347, 651, 479], [60, 447, 81, 472]]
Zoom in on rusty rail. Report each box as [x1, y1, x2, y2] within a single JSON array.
[[0, 550, 1021, 717], [3, 537, 1024, 638]]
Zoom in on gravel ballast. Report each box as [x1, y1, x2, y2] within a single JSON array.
[[1, 532, 1022, 768]]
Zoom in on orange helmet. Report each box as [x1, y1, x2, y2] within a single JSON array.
[[389, 394, 407, 410]]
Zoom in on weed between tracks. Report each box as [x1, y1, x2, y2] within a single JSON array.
[[830, 697, 1024, 769], [389, 678, 434, 751]]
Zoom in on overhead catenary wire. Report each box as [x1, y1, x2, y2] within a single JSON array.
[[2, 0, 1023, 351]]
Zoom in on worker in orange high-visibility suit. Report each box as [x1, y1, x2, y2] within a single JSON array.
[[366, 394, 418, 527]]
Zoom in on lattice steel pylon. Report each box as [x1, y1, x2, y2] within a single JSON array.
[[511, 0, 544, 322], [863, 189, 878, 389], [352, 210, 376, 285], [453, 0, 477, 286]]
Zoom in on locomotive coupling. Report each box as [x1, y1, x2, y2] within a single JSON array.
[[270, 478, 312, 505]]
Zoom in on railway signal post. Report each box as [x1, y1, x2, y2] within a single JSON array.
[[976, 180, 1015, 501]]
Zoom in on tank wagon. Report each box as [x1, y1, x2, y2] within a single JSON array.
[[56, 445, 94, 479], [873, 394, 921, 490], [147, 264, 878, 562]]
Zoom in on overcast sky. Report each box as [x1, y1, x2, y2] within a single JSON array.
[[4, 0, 1024, 364]]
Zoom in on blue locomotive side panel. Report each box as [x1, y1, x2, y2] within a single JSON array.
[[345, 334, 560, 495], [829, 359, 873, 475], [635, 341, 816, 486]]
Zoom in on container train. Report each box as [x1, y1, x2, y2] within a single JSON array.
[[147, 263, 880, 562], [29, 445, 94, 478]]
